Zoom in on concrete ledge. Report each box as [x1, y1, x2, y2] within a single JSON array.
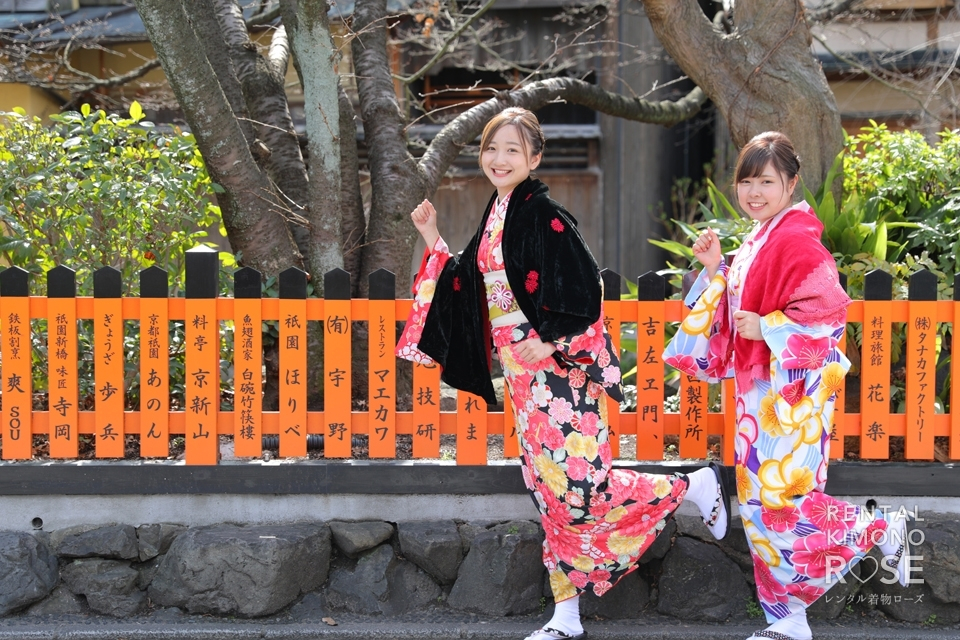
[[1, 460, 957, 497]]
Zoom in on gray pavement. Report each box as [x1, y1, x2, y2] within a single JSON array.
[[1, 604, 959, 640]]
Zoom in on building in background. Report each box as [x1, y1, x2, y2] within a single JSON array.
[[2, 0, 958, 284]]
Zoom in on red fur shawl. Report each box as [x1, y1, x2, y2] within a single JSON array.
[[717, 202, 851, 390]]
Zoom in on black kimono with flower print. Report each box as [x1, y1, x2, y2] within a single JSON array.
[[417, 178, 621, 405]]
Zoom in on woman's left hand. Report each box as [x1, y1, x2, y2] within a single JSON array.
[[514, 338, 557, 364], [733, 310, 763, 341]]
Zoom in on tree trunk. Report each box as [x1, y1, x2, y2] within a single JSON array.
[[640, 0, 843, 194], [134, 0, 301, 278], [353, 0, 427, 298], [339, 83, 366, 293], [190, 0, 258, 153], [281, 0, 346, 296], [213, 0, 313, 257]]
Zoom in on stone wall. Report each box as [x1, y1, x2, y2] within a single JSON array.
[[2, 513, 958, 623]]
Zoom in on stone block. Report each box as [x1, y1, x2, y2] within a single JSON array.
[[580, 570, 649, 619], [324, 543, 440, 615], [457, 520, 498, 555], [54, 524, 139, 560], [447, 530, 545, 616], [329, 520, 394, 558], [657, 535, 751, 622], [870, 513, 960, 623], [0, 532, 59, 615], [137, 523, 186, 561], [61, 557, 144, 617], [25, 585, 85, 616], [148, 523, 331, 617], [398, 520, 463, 585], [639, 517, 676, 563]]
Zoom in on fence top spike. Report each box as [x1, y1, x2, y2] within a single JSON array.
[[93, 266, 122, 298], [324, 269, 351, 300], [369, 269, 396, 300], [234, 267, 262, 299], [186, 245, 218, 253], [908, 269, 938, 302], [140, 266, 169, 299], [637, 271, 665, 302], [185, 248, 219, 299], [47, 265, 77, 299], [0, 266, 29, 297], [279, 267, 308, 299], [600, 269, 622, 301], [864, 269, 893, 301]]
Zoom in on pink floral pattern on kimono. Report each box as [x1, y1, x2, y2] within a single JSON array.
[[398, 193, 690, 603], [663, 262, 890, 623], [395, 238, 452, 363]]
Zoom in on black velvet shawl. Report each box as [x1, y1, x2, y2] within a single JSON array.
[[417, 178, 602, 404]]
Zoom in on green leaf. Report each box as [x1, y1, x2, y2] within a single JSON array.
[[872, 222, 888, 260], [129, 101, 144, 122], [81, 103, 91, 117], [648, 239, 694, 260]]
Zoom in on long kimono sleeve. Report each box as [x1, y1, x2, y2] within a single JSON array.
[[759, 311, 852, 410], [396, 238, 454, 363], [662, 265, 734, 384], [550, 308, 624, 402]]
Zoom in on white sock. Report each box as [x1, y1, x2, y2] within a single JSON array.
[[686, 468, 727, 540], [877, 511, 910, 587], [877, 511, 905, 557], [761, 610, 812, 640], [526, 595, 582, 639]]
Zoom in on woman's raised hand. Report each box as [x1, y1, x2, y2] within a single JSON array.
[[411, 199, 440, 250], [692, 227, 722, 279]]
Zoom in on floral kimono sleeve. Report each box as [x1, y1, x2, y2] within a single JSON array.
[[662, 265, 733, 384], [551, 312, 624, 401], [759, 311, 852, 410], [396, 238, 453, 363]]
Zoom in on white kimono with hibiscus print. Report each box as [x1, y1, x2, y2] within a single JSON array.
[[664, 263, 888, 622], [399, 191, 690, 602]]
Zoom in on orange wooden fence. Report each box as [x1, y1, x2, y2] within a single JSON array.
[[0, 249, 958, 465]]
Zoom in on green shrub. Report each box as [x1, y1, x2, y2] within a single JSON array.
[[0, 104, 236, 410], [0, 102, 231, 295], [839, 122, 960, 292]]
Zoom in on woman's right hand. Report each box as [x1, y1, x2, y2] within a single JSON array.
[[692, 227, 722, 279], [411, 199, 440, 250]]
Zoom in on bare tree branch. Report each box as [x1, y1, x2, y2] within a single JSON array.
[[395, 0, 498, 85], [418, 77, 706, 193], [811, 31, 945, 122], [268, 24, 290, 78], [247, 5, 282, 28], [20, 55, 161, 92], [805, 0, 859, 23]]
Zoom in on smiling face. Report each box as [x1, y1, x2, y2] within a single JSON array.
[[737, 160, 798, 223], [481, 124, 542, 201]]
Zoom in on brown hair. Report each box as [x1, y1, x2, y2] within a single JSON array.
[[478, 107, 545, 166], [734, 131, 800, 185]]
